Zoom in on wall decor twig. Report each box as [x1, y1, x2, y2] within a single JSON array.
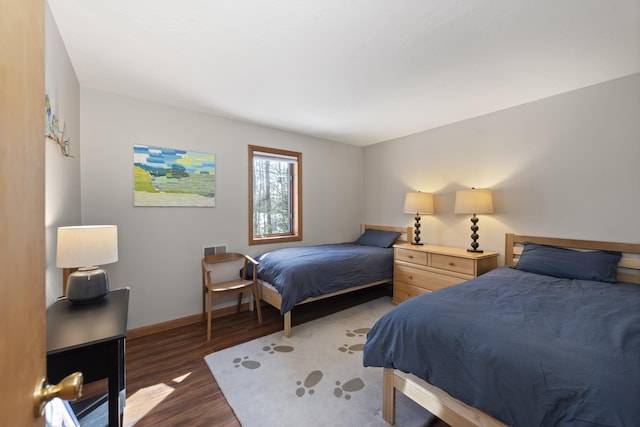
[[45, 94, 73, 158]]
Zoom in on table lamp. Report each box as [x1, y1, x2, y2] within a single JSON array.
[[454, 188, 493, 253], [404, 191, 434, 245], [56, 225, 118, 304]]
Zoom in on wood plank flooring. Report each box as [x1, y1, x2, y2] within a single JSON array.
[[118, 286, 449, 426]]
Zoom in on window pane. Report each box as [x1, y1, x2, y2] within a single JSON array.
[[253, 158, 292, 236], [248, 145, 302, 245]]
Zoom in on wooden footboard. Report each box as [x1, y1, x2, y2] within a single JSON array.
[[383, 368, 508, 427], [259, 279, 390, 337]]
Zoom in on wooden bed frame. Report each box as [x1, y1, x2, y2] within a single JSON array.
[[382, 233, 640, 427], [259, 224, 412, 338]]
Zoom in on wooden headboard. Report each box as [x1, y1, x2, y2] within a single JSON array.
[[361, 224, 413, 245], [505, 233, 640, 284]]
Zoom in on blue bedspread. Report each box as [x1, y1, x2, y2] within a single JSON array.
[[363, 267, 640, 426], [255, 243, 393, 314]]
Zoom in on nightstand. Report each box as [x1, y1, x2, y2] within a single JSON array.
[[47, 288, 129, 426], [393, 243, 498, 304]]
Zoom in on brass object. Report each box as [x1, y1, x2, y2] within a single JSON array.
[[33, 372, 83, 416]]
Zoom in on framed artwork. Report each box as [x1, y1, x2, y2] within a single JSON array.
[[45, 94, 73, 157], [133, 144, 216, 207]]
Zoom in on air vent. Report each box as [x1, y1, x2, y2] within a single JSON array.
[[203, 245, 227, 256]]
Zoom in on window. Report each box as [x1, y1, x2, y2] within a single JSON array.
[[248, 145, 302, 245]]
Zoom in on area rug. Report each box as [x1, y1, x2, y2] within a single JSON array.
[[204, 297, 435, 427]]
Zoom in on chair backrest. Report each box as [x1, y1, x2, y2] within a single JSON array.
[[202, 253, 255, 284], [202, 253, 246, 265]]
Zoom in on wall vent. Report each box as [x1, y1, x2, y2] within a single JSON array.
[[203, 245, 227, 256]]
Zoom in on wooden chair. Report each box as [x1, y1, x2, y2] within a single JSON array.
[[201, 253, 263, 341]]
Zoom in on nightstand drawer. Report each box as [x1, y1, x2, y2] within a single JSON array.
[[395, 248, 428, 265], [392, 243, 498, 305], [394, 281, 430, 302], [395, 265, 465, 291], [432, 254, 474, 275], [395, 264, 429, 286]]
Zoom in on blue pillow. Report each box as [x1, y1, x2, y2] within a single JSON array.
[[514, 242, 622, 283], [353, 229, 400, 248]]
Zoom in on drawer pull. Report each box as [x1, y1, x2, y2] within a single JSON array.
[[449, 262, 455, 266], [408, 255, 414, 259], [408, 275, 413, 279]]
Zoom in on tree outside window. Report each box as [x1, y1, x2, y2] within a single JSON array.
[[248, 145, 302, 245]]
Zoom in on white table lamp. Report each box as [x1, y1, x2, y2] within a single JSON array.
[[56, 225, 118, 304], [404, 192, 434, 245], [454, 188, 493, 253]]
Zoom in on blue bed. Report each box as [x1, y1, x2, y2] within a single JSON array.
[[256, 225, 411, 337], [255, 243, 395, 314], [363, 234, 640, 426]]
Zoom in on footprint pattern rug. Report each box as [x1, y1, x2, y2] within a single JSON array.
[[204, 297, 434, 427]]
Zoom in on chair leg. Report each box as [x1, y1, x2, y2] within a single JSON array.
[[202, 291, 206, 322], [207, 290, 213, 341], [254, 285, 262, 324], [236, 292, 243, 313], [202, 269, 206, 321]]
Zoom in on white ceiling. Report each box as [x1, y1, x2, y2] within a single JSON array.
[[47, 0, 640, 146]]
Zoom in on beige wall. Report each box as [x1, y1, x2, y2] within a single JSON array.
[[44, 3, 81, 305], [44, 5, 639, 326], [79, 88, 364, 328], [363, 73, 640, 263]]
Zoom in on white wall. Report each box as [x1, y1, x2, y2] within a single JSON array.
[[80, 88, 364, 328], [363, 73, 640, 264], [44, 3, 81, 306]]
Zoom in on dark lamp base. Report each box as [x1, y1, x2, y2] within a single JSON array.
[[467, 249, 484, 253], [411, 242, 424, 245], [66, 269, 110, 304]]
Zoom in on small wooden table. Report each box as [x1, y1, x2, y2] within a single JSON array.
[[47, 287, 129, 426]]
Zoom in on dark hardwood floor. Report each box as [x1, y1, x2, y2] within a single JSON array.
[[119, 286, 449, 426]]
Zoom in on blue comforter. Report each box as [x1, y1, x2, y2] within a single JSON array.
[[254, 243, 393, 314], [363, 267, 640, 426]]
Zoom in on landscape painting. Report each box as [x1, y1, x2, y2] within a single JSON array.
[[133, 144, 216, 207]]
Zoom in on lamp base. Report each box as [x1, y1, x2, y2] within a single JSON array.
[[66, 268, 109, 304], [466, 214, 483, 253], [412, 214, 424, 245]]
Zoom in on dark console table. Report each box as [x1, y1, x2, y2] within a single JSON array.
[[47, 287, 129, 426]]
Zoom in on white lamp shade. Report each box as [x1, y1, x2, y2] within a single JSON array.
[[454, 189, 494, 214], [56, 225, 119, 268], [404, 192, 434, 215]]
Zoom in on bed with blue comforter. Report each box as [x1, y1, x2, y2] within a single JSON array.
[[254, 226, 410, 337], [363, 237, 640, 426], [255, 242, 394, 314]]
